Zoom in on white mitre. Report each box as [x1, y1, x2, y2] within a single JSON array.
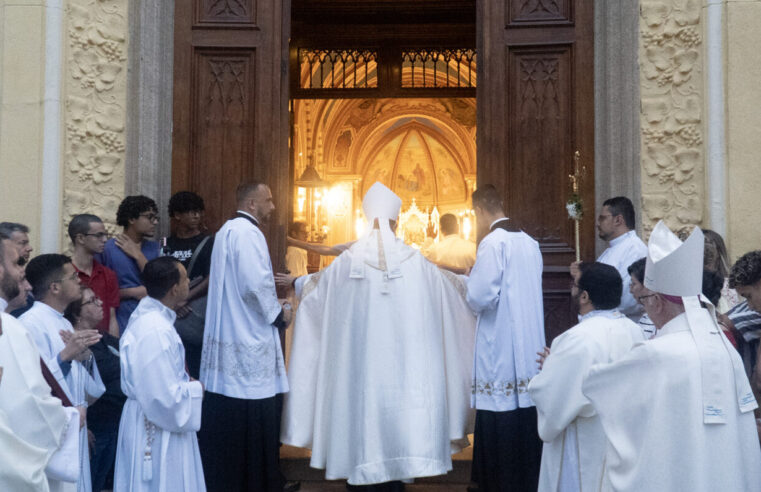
[[644, 221, 756, 423], [350, 182, 403, 283]]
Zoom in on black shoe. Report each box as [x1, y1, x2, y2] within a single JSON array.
[[466, 484, 480, 492], [283, 480, 301, 492]]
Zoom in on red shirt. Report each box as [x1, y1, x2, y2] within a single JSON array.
[[74, 259, 120, 334]]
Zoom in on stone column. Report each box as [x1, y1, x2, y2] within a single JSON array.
[[594, 0, 643, 254], [125, 0, 175, 237]]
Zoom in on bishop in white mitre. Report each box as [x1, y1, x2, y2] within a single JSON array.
[[21, 256, 105, 492], [582, 222, 761, 491], [114, 258, 205, 492], [0, 301, 80, 492], [528, 262, 644, 492], [281, 182, 476, 488]]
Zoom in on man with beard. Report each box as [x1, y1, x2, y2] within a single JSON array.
[[199, 183, 293, 492], [0, 234, 82, 491], [0, 222, 35, 316], [528, 262, 644, 491], [572, 197, 647, 322]]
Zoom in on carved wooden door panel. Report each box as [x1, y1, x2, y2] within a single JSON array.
[[477, 0, 595, 342], [173, 0, 290, 265]]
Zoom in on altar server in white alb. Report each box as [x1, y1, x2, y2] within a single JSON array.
[[528, 262, 644, 492], [465, 184, 545, 491], [0, 238, 81, 492], [582, 222, 761, 491], [22, 254, 105, 492], [281, 182, 476, 490], [114, 257, 205, 491], [200, 182, 292, 492]]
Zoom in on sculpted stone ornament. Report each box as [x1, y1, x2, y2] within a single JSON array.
[[640, 0, 706, 234], [63, 0, 129, 249]]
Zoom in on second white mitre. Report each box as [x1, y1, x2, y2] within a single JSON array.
[[645, 221, 755, 422]]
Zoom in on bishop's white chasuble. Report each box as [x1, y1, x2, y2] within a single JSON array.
[[528, 310, 644, 492], [282, 232, 476, 485], [0, 312, 79, 492], [583, 311, 761, 491]]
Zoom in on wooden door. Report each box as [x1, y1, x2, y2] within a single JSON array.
[[172, 0, 290, 266], [477, 0, 595, 342]]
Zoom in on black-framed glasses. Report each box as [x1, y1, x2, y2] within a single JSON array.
[[139, 213, 160, 223], [83, 232, 110, 239], [637, 294, 657, 304]]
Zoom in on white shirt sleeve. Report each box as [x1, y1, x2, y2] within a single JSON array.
[[233, 228, 282, 325]]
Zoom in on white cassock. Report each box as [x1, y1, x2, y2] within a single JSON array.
[[21, 302, 105, 492], [597, 230, 647, 321], [201, 212, 287, 399], [528, 310, 644, 492], [114, 296, 204, 492], [0, 309, 80, 492], [285, 245, 309, 277], [282, 231, 477, 485], [466, 224, 545, 411], [424, 234, 477, 269], [582, 310, 761, 491]]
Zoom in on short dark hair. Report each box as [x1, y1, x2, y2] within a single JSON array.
[[25, 254, 72, 299], [68, 214, 103, 243], [602, 196, 636, 230], [63, 287, 94, 326], [236, 182, 264, 204], [116, 195, 158, 228], [168, 191, 205, 217], [439, 214, 459, 235], [142, 257, 181, 300], [702, 269, 724, 306], [702, 229, 730, 279], [471, 185, 503, 214], [729, 251, 761, 288], [288, 221, 306, 236], [578, 262, 623, 310], [0, 222, 30, 237], [627, 257, 647, 284]]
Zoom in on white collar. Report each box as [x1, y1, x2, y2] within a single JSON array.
[[608, 229, 636, 248], [33, 301, 65, 318], [134, 296, 177, 324], [578, 309, 623, 322], [0, 297, 7, 312], [657, 311, 690, 336], [236, 210, 258, 222], [490, 217, 509, 230]]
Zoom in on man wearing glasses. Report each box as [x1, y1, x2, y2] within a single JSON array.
[[572, 196, 647, 322], [69, 214, 121, 337], [97, 195, 161, 333]]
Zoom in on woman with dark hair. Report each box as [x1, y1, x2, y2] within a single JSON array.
[[67, 288, 126, 492]]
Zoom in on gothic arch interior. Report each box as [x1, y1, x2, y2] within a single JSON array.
[[293, 98, 477, 252]]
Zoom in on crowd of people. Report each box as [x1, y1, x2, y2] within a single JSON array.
[[1, 181, 761, 492]]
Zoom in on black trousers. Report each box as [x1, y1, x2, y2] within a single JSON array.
[[199, 391, 285, 492], [471, 407, 542, 492]]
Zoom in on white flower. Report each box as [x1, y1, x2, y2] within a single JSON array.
[[566, 202, 580, 220]]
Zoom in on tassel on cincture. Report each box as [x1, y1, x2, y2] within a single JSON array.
[[143, 452, 152, 481]]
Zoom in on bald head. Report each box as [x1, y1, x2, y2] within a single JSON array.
[[237, 182, 275, 223]]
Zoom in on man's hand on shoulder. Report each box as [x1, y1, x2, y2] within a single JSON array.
[[115, 233, 147, 263]]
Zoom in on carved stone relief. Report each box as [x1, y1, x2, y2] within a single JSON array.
[[639, 0, 705, 234], [64, 0, 129, 243]]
